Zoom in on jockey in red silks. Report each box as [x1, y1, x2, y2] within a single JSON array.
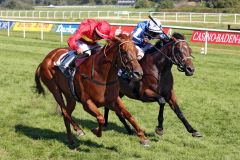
[[68, 18, 112, 56], [57, 19, 112, 77]]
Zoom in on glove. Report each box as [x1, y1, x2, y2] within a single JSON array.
[[143, 37, 150, 44], [76, 48, 83, 54]]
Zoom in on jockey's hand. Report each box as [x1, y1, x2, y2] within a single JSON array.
[[143, 37, 150, 44], [76, 48, 83, 54]]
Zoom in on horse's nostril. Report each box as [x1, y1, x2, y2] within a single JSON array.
[[186, 66, 194, 73], [133, 71, 143, 80]]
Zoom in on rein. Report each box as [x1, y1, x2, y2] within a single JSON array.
[[153, 39, 193, 69], [80, 40, 134, 86]]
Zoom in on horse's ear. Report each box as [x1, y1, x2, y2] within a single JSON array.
[[183, 34, 186, 40], [171, 36, 177, 42], [114, 35, 122, 42]]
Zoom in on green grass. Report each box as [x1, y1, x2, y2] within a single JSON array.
[[0, 31, 240, 160]]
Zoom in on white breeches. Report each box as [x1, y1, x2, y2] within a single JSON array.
[[135, 43, 153, 60], [76, 40, 101, 56]]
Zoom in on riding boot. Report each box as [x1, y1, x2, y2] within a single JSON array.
[[65, 52, 89, 78]]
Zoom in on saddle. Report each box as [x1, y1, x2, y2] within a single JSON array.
[[55, 47, 101, 101]]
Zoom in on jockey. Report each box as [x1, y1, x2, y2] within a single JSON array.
[[58, 19, 112, 77], [132, 18, 169, 60]]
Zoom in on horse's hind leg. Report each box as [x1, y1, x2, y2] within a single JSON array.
[[104, 107, 133, 135], [64, 95, 85, 146], [112, 97, 149, 146], [82, 99, 105, 137], [41, 76, 84, 144], [168, 90, 202, 137]]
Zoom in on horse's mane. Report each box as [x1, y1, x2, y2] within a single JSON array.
[[172, 32, 185, 40], [106, 33, 135, 51], [147, 32, 185, 55]]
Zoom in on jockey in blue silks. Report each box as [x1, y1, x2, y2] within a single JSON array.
[[132, 18, 168, 60]]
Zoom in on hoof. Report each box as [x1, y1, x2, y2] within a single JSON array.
[[76, 130, 85, 137], [155, 127, 164, 136], [91, 128, 102, 137], [192, 132, 202, 137], [140, 139, 150, 147]]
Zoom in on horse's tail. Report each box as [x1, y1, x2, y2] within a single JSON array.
[[35, 64, 45, 95]]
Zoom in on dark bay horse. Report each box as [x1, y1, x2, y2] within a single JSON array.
[[104, 33, 202, 137], [34, 34, 150, 146]]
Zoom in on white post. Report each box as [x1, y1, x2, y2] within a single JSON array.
[[169, 28, 172, 36], [47, 11, 49, 19], [25, 11, 27, 18], [19, 11, 21, 18], [41, 23, 43, 40], [60, 24, 63, 42], [63, 11, 65, 19], [204, 13, 206, 23], [219, 14, 221, 24], [190, 13, 192, 23], [107, 11, 109, 18], [176, 12, 178, 22], [163, 12, 166, 22], [204, 31, 208, 54], [234, 14, 237, 24], [79, 11, 81, 19], [23, 22, 26, 38], [128, 12, 129, 20], [70, 11, 73, 19], [8, 21, 10, 37], [39, 11, 41, 19], [54, 11, 56, 19], [88, 11, 90, 18]]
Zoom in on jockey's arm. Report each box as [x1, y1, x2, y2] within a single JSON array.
[[132, 27, 144, 45], [67, 23, 89, 51]]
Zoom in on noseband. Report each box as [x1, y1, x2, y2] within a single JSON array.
[[171, 40, 193, 72]]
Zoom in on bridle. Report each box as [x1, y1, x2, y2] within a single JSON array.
[[104, 40, 138, 72], [153, 38, 193, 72]]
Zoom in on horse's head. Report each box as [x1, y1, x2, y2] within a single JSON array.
[[110, 34, 143, 81], [168, 33, 195, 76]]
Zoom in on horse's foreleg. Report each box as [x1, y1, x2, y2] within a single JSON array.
[[112, 97, 149, 146], [168, 90, 202, 137], [83, 99, 105, 137], [155, 101, 165, 136], [104, 107, 133, 135], [116, 113, 134, 135], [103, 107, 109, 127]]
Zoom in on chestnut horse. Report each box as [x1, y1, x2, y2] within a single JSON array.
[[104, 33, 202, 137], [34, 34, 150, 147]]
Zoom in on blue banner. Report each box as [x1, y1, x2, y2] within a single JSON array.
[[55, 24, 79, 34], [0, 21, 14, 29]]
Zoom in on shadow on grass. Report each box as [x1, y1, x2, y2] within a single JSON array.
[[15, 124, 118, 152], [77, 118, 132, 135]]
